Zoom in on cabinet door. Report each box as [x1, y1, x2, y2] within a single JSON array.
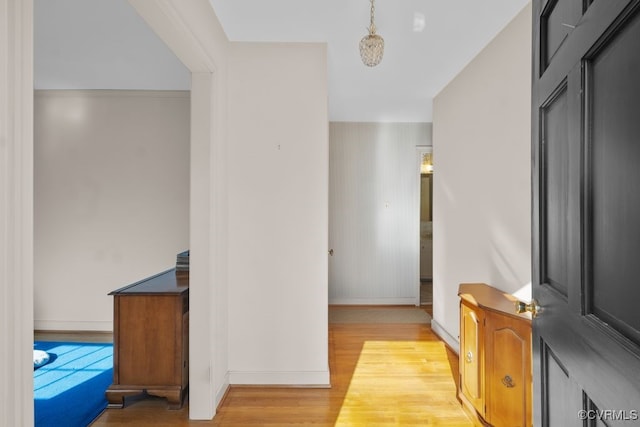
[[118, 295, 178, 386], [460, 301, 484, 415], [485, 311, 532, 427]]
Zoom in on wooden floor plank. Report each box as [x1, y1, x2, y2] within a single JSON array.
[[89, 323, 471, 426]]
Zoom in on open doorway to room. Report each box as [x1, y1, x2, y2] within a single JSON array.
[[33, 0, 192, 422], [417, 148, 433, 315]]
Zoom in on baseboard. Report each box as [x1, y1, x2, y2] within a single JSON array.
[[329, 297, 417, 305], [34, 320, 113, 332], [431, 318, 459, 355], [228, 370, 331, 387], [215, 372, 230, 410]]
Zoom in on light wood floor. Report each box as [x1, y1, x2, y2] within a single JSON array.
[[87, 318, 471, 426]]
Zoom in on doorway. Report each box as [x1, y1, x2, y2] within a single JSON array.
[[417, 147, 433, 313]]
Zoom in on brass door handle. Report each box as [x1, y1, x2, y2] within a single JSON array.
[[515, 299, 540, 317]]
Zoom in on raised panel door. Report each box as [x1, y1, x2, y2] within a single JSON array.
[[485, 311, 532, 427], [532, 0, 640, 423], [460, 301, 484, 416]]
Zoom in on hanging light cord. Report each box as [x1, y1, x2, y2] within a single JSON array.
[[369, 0, 377, 35]]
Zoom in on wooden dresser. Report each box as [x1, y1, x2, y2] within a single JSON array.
[[106, 269, 189, 409], [458, 283, 532, 427]]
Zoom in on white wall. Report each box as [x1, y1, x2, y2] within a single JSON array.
[[34, 90, 190, 331], [227, 42, 329, 385], [328, 122, 432, 304], [1, 0, 34, 424], [431, 3, 532, 350]]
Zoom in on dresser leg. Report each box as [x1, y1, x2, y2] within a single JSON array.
[[105, 387, 144, 409], [147, 388, 185, 410]]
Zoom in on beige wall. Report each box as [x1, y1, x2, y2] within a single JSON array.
[[432, 3, 532, 349], [34, 90, 190, 330], [227, 42, 329, 385]]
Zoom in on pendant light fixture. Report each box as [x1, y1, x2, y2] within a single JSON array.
[[359, 0, 384, 67]]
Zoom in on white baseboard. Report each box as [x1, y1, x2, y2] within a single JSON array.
[[215, 372, 230, 409], [431, 318, 459, 355], [34, 320, 113, 332], [229, 370, 331, 387], [329, 297, 416, 305]]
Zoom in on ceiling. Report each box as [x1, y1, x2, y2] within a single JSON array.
[[34, 0, 529, 123], [35, 0, 190, 90], [209, 0, 530, 122]]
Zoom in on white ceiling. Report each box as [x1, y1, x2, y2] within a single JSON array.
[[35, 0, 529, 122], [209, 0, 530, 122], [34, 0, 190, 90]]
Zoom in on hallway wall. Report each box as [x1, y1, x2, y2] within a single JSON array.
[[328, 122, 432, 304], [431, 3, 532, 349], [34, 90, 190, 330]]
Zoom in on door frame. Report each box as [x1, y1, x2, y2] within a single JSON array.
[[127, 0, 229, 419], [415, 145, 433, 307], [2, 0, 229, 423], [1, 0, 35, 425]]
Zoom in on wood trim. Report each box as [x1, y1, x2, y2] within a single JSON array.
[[34, 330, 113, 342], [0, 1, 34, 426], [34, 320, 113, 331], [328, 298, 418, 305], [228, 371, 331, 386]]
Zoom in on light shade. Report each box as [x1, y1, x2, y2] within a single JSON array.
[[359, 0, 384, 67], [359, 33, 384, 67], [421, 152, 433, 174]]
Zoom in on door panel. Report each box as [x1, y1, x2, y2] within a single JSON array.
[[541, 0, 581, 71], [541, 342, 581, 427], [461, 302, 483, 414], [532, 0, 640, 425], [486, 312, 532, 427], [540, 83, 569, 297], [586, 10, 640, 344]]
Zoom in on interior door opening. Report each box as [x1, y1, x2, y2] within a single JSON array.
[[418, 149, 433, 313]]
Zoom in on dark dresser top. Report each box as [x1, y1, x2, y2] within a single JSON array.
[[109, 268, 189, 296]]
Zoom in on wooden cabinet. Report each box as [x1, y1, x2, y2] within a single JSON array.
[[458, 283, 532, 427], [460, 300, 485, 417], [106, 269, 189, 409]]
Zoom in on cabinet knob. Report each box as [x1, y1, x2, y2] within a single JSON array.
[[502, 375, 515, 388], [465, 351, 473, 363], [515, 299, 540, 317]]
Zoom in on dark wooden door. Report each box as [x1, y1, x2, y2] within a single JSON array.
[[532, 0, 640, 425]]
